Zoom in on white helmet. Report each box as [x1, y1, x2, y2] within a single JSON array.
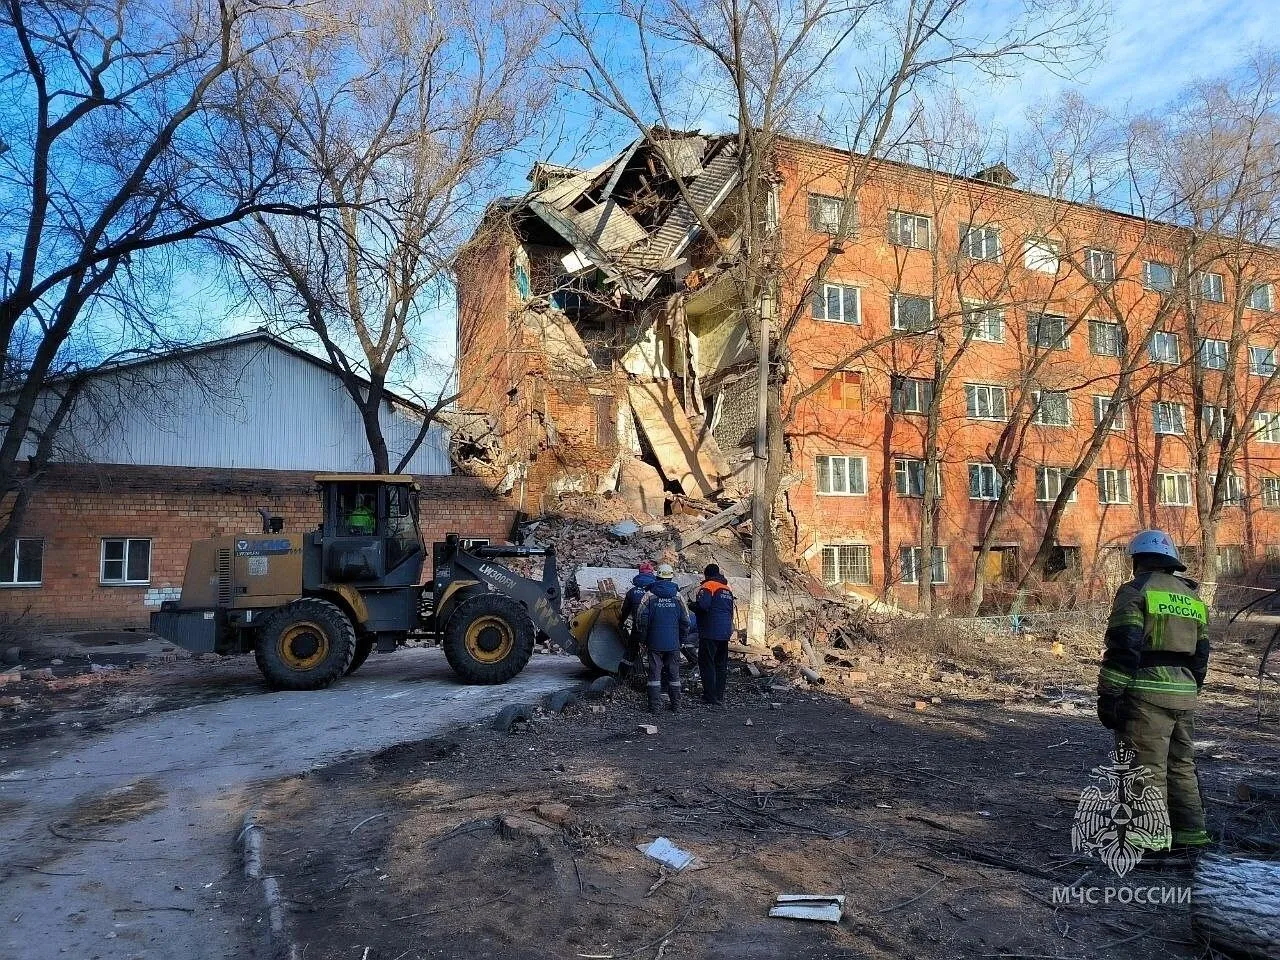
[[1127, 530, 1184, 569], [655, 562, 676, 579]]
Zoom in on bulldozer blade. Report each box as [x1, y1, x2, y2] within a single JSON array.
[[585, 618, 628, 675]]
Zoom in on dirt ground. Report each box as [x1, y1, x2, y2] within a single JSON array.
[[248, 624, 1280, 960]]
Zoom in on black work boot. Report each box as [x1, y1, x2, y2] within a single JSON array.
[[668, 684, 682, 713], [647, 685, 662, 714]]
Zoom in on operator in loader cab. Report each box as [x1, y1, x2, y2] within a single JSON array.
[[1097, 530, 1212, 859], [636, 563, 690, 713], [346, 494, 375, 536]]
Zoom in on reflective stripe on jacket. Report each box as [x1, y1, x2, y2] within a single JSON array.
[[694, 578, 735, 641], [636, 579, 690, 653]]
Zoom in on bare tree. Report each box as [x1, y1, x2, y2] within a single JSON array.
[[231, 0, 554, 473]]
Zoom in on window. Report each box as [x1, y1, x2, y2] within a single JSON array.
[[890, 293, 934, 332], [1090, 320, 1125, 357], [1249, 283, 1274, 312], [900, 545, 947, 584], [1202, 405, 1229, 439], [1217, 545, 1245, 578], [1093, 395, 1128, 430], [1250, 345, 1278, 377], [964, 303, 1004, 342], [815, 454, 868, 495], [811, 283, 861, 324], [965, 383, 1009, 420], [1156, 472, 1192, 506], [593, 395, 616, 449], [968, 463, 1002, 500], [1267, 546, 1280, 577], [1143, 260, 1175, 291], [1028, 313, 1069, 350], [1198, 338, 1228, 371], [0, 538, 43, 586], [1086, 248, 1117, 282], [1024, 237, 1060, 274], [1097, 468, 1132, 505], [808, 193, 847, 234], [1035, 466, 1077, 502], [819, 369, 864, 411], [893, 458, 941, 498], [1262, 477, 1280, 509], [1198, 271, 1225, 303], [100, 537, 151, 585], [892, 376, 935, 415], [1150, 331, 1180, 364], [1255, 411, 1280, 443], [1044, 544, 1082, 580], [888, 210, 931, 249], [1153, 401, 1186, 436], [961, 224, 1001, 262], [1211, 473, 1244, 505], [1032, 390, 1071, 426], [821, 544, 872, 585]]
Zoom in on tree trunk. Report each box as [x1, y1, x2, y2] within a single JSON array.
[[1192, 855, 1280, 957]]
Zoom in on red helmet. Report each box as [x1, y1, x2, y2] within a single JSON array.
[[638, 561, 655, 574]]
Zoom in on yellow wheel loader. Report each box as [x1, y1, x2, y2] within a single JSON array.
[[150, 475, 628, 690]]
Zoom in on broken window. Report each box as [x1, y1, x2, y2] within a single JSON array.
[[821, 544, 872, 585], [1043, 544, 1082, 580], [819, 369, 863, 411], [808, 193, 848, 235], [811, 283, 861, 324], [890, 293, 934, 332]]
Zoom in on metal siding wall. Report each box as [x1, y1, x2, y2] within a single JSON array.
[[37, 341, 450, 474]]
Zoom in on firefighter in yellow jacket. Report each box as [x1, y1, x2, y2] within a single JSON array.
[[1098, 530, 1212, 854]]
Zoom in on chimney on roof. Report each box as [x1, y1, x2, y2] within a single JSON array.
[[973, 162, 1018, 187]]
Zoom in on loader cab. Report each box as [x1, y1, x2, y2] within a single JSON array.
[[313, 475, 424, 587]]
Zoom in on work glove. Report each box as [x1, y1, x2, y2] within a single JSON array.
[[1096, 692, 1129, 731]]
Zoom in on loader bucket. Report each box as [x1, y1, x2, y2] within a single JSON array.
[[570, 597, 628, 674]]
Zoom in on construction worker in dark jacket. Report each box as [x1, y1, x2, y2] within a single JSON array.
[[636, 563, 690, 713], [621, 561, 657, 623], [695, 564, 735, 705], [1098, 530, 1211, 856]]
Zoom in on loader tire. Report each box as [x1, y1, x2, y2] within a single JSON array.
[[346, 636, 375, 675], [443, 594, 534, 685], [255, 598, 356, 690]]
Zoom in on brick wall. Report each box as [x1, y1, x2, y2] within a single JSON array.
[[0, 465, 515, 632]]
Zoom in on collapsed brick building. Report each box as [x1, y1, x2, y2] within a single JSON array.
[[456, 131, 1280, 609]]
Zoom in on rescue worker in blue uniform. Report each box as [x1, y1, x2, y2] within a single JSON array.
[[1098, 530, 1212, 856], [694, 564, 735, 706], [636, 563, 690, 713]]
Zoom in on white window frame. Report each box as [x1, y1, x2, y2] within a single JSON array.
[[1255, 412, 1280, 443], [821, 544, 872, 585], [893, 458, 941, 498], [1143, 260, 1175, 292], [965, 383, 1009, 421], [892, 376, 934, 415], [1092, 395, 1128, 431], [0, 537, 43, 587], [1153, 401, 1187, 436], [900, 545, 948, 584], [1032, 389, 1071, 427], [1086, 247, 1117, 282], [100, 537, 152, 585], [1249, 345, 1278, 377], [1202, 405, 1230, 440], [961, 224, 1002, 262], [1217, 545, 1246, 577], [1250, 283, 1274, 312], [1210, 473, 1245, 506], [968, 462, 1002, 501], [887, 210, 931, 250], [1096, 468, 1132, 505], [1023, 237, 1060, 274], [1262, 476, 1280, 509], [1198, 337, 1228, 371], [808, 193, 846, 235], [1028, 313, 1070, 351], [1198, 271, 1225, 303], [890, 293, 935, 333], [815, 454, 868, 496], [811, 282, 862, 324], [1089, 320, 1125, 357], [963, 302, 1005, 342], [1156, 472, 1193, 507], [1149, 331, 1180, 364], [1035, 466, 1078, 503]]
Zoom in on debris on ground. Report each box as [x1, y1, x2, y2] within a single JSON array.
[[769, 894, 846, 923], [639, 837, 696, 871]]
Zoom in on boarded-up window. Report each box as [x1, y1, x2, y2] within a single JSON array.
[[819, 369, 863, 411]]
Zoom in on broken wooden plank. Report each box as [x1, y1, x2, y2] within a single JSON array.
[[628, 380, 724, 498], [678, 498, 750, 549]]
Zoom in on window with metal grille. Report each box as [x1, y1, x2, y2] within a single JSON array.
[[1029, 313, 1070, 350], [1023, 237, 1059, 273], [811, 283, 861, 323], [1156, 473, 1192, 506], [815, 455, 868, 495], [1153, 401, 1186, 435], [887, 210, 931, 249], [1250, 345, 1277, 377], [963, 303, 1004, 342], [0, 538, 43, 586], [1035, 466, 1077, 502], [1093, 395, 1128, 430], [890, 293, 934, 332], [1198, 338, 1228, 370], [1255, 411, 1280, 443], [960, 224, 1001, 261], [965, 383, 1008, 420], [1089, 320, 1124, 357], [1250, 283, 1274, 311], [1097, 468, 1132, 504], [900, 546, 947, 584], [1086, 248, 1116, 282], [893, 458, 941, 497], [1263, 477, 1280, 508], [101, 537, 151, 585], [1149, 331, 1180, 364], [809, 193, 847, 234], [1143, 260, 1175, 291], [891, 376, 934, 414], [1032, 390, 1070, 426], [821, 545, 872, 585], [1198, 271, 1225, 302], [968, 463, 1002, 500]]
